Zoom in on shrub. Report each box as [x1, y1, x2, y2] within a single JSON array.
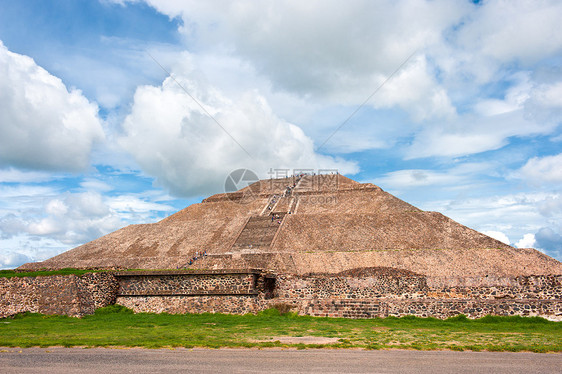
[[271, 303, 294, 315]]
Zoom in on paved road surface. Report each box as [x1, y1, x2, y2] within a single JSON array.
[[1, 348, 560, 374]]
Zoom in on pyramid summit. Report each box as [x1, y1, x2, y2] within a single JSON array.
[[20, 173, 562, 277]]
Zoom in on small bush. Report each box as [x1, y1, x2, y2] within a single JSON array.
[[271, 303, 294, 315]]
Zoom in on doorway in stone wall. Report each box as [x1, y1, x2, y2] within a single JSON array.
[[264, 276, 276, 299]]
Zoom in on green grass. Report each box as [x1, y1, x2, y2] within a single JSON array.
[[0, 268, 104, 278], [0, 306, 560, 351], [0, 267, 209, 278]]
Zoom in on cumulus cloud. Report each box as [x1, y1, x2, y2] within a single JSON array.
[[0, 41, 104, 171], [110, 1, 562, 158], [518, 154, 562, 184], [119, 58, 358, 197], [482, 230, 511, 245], [118, 0, 464, 122], [515, 233, 536, 249]]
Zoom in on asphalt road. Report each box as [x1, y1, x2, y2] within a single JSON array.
[[1, 348, 560, 374]]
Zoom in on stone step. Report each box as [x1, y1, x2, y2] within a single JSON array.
[[272, 196, 292, 214], [231, 214, 285, 250]]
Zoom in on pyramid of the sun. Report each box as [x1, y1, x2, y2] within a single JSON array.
[[20, 174, 562, 277]]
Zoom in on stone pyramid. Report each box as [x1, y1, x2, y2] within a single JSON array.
[[20, 174, 562, 277]]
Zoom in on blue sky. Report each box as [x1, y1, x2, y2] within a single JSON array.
[[0, 0, 561, 268]]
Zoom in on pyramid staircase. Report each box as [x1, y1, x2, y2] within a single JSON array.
[[231, 213, 286, 250], [272, 196, 293, 214]]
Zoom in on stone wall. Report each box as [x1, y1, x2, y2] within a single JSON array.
[[113, 270, 269, 315], [275, 274, 429, 299], [274, 274, 562, 301], [0, 272, 117, 318], [1, 270, 560, 320], [269, 274, 562, 320], [115, 270, 260, 296], [281, 298, 562, 319], [117, 295, 267, 314]]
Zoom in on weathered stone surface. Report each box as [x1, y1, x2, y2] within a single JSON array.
[[274, 274, 562, 301], [289, 298, 562, 320], [1, 270, 560, 320], [116, 295, 268, 315], [116, 270, 260, 296], [0, 272, 117, 318]]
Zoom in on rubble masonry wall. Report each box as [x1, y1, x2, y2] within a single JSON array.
[[1, 272, 560, 319], [0, 272, 117, 318]]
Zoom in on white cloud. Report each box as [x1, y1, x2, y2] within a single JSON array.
[[373, 168, 465, 190], [119, 58, 358, 197], [370, 162, 503, 200], [122, 0, 466, 122], [0, 168, 55, 183], [0, 41, 104, 171], [482, 230, 510, 245], [2, 0, 561, 270], [515, 233, 536, 249], [0, 235, 68, 269], [0, 182, 180, 268], [0, 184, 57, 200], [0, 191, 122, 245], [374, 55, 456, 121], [525, 79, 562, 123], [0, 251, 32, 269], [420, 192, 560, 250], [474, 72, 532, 116], [518, 154, 562, 184], [45, 199, 68, 216], [456, 0, 562, 65], [531, 81, 562, 109], [107, 193, 175, 218], [537, 195, 562, 217], [108, 0, 562, 159], [79, 178, 114, 193], [406, 110, 557, 159]]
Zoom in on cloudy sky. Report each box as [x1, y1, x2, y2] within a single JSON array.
[[0, 0, 561, 268]]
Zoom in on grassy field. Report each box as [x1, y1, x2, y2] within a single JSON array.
[[0, 305, 560, 352], [0, 268, 103, 278]]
